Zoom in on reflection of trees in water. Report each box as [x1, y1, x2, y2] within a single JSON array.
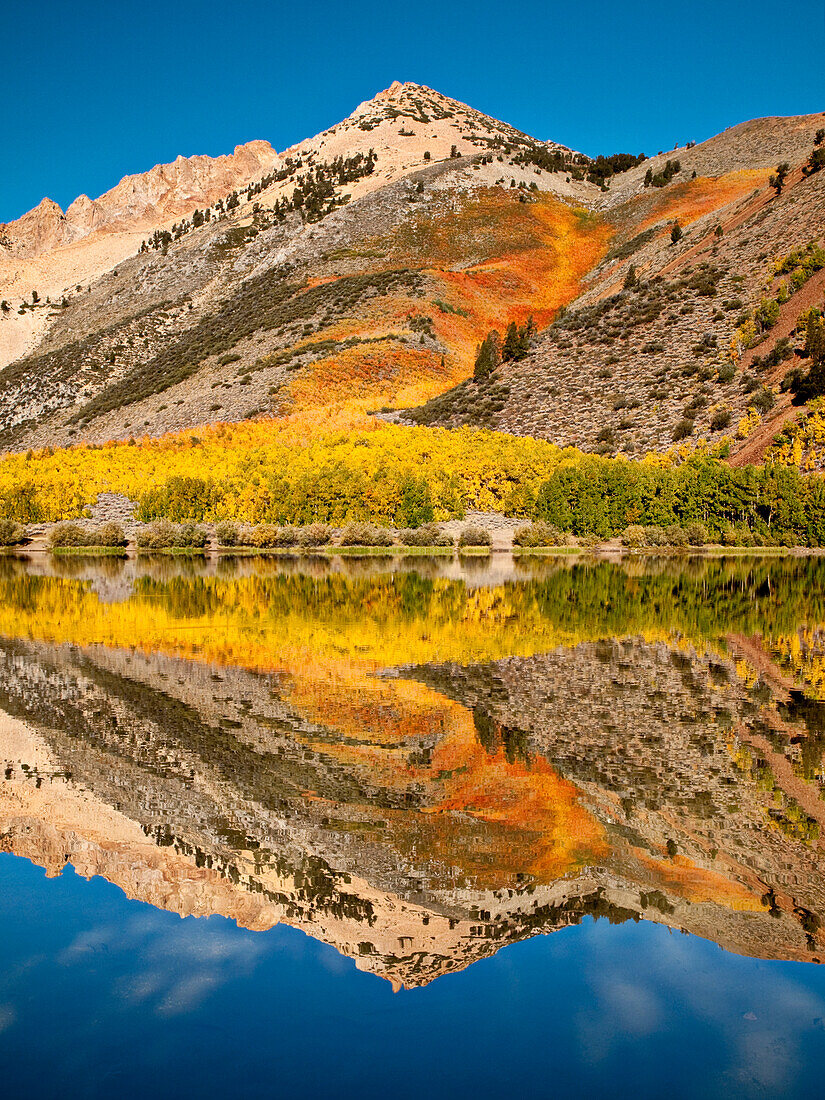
[[1, 556, 824, 652], [1, 555, 825, 973], [473, 707, 531, 765]]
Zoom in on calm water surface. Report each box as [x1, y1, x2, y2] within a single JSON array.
[[1, 553, 825, 1098]]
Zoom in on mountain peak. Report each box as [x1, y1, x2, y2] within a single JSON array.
[[370, 79, 435, 101], [376, 79, 407, 98], [279, 78, 543, 190], [34, 196, 64, 215]]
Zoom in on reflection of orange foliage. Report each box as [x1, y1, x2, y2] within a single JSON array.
[[632, 847, 761, 910], [425, 719, 608, 882], [288, 661, 606, 885], [286, 655, 456, 763], [638, 170, 771, 232]]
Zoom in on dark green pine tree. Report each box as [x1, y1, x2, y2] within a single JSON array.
[[473, 330, 502, 381], [769, 162, 790, 196], [503, 321, 521, 361], [793, 313, 825, 402]]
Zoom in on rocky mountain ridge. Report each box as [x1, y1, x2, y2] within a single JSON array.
[[0, 83, 822, 463], [0, 140, 281, 260], [0, 80, 586, 400]]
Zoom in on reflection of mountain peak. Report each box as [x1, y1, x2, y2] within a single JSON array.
[[0, 558, 824, 982]]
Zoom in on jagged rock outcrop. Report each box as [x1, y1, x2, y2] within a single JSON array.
[[0, 140, 281, 259]]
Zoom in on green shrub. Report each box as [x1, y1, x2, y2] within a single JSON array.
[[48, 522, 122, 548], [752, 387, 776, 414], [339, 523, 394, 547], [754, 298, 780, 332], [97, 523, 126, 546], [664, 524, 688, 547], [174, 523, 208, 548], [398, 523, 453, 547], [513, 521, 567, 547], [781, 367, 804, 392], [716, 363, 736, 383], [458, 525, 492, 548], [136, 521, 175, 549], [0, 518, 25, 546], [249, 524, 298, 548], [274, 525, 299, 547], [790, 268, 807, 291], [248, 523, 277, 548], [215, 520, 240, 547], [685, 521, 709, 546], [49, 522, 89, 547], [136, 520, 206, 549], [710, 408, 732, 431], [644, 525, 667, 546], [621, 524, 648, 548], [299, 523, 333, 547], [672, 418, 694, 441]]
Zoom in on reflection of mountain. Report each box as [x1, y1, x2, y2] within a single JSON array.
[[0, 558, 824, 986]]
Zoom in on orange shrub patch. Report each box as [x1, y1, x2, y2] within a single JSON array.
[[637, 169, 771, 231], [288, 341, 454, 413]]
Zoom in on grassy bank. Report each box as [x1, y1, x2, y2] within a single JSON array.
[[51, 546, 128, 557]]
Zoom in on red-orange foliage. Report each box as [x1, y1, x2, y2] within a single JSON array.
[[637, 170, 772, 232], [285, 190, 610, 416]]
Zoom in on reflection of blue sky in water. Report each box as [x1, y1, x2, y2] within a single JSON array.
[[2, 856, 825, 1099], [61, 913, 267, 1018]]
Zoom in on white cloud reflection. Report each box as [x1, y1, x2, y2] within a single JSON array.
[[575, 922, 825, 1096], [61, 911, 268, 1017]]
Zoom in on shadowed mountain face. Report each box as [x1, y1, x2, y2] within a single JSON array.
[[0, 556, 824, 988]]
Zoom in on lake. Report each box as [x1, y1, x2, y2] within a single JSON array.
[[1, 552, 825, 1098]]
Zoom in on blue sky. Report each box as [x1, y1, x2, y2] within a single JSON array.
[[4, 0, 823, 223]]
